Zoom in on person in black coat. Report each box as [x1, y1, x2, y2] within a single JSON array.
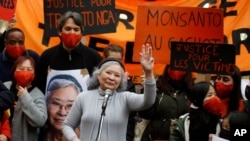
[[0, 81, 14, 111], [139, 64, 193, 141], [35, 11, 102, 93]]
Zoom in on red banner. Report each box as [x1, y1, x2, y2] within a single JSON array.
[[0, 0, 17, 21]]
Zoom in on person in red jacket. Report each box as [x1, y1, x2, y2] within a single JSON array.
[[0, 110, 11, 141]]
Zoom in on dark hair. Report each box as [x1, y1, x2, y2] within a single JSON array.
[[5, 27, 25, 40], [190, 81, 213, 108], [58, 11, 84, 33], [229, 66, 243, 111], [215, 66, 243, 113], [229, 111, 250, 140], [11, 56, 36, 83], [103, 44, 124, 59], [189, 83, 220, 141], [156, 64, 193, 93]]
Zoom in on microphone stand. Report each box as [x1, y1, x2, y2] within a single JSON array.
[[96, 96, 109, 141]]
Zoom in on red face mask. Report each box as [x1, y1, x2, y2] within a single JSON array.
[[168, 69, 186, 81], [215, 82, 234, 98], [61, 33, 82, 48], [14, 71, 35, 87], [203, 96, 222, 116], [5, 45, 26, 59]]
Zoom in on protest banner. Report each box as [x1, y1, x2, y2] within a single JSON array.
[[170, 41, 235, 75], [41, 0, 116, 45], [133, 4, 224, 64]]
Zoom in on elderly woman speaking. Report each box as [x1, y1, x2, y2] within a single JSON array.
[[62, 44, 156, 141]]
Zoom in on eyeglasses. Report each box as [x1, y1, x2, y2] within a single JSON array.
[[49, 101, 73, 112]]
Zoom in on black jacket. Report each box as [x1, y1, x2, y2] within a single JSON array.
[[0, 81, 14, 111], [139, 89, 189, 140], [35, 42, 102, 93], [0, 31, 5, 52]]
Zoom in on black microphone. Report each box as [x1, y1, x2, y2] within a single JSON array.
[[102, 89, 112, 109]]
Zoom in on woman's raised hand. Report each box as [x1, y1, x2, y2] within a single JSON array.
[[140, 44, 154, 79]]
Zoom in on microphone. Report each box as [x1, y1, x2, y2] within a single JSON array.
[[102, 89, 112, 109]]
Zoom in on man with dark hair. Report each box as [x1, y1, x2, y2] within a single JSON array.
[[103, 44, 124, 61], [36, 11, 102, 93], [0, 27, 40, 82]]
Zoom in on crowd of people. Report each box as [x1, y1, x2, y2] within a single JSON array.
[[0, 10, 250, 141]]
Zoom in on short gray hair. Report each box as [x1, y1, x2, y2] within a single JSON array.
[[88, 61, 127, 92], [46, 74, 82, 104]]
